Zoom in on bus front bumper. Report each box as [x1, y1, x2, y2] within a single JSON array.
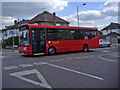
[[19, 50, 32, 55]]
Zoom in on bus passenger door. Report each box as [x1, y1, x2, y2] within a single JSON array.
[[31, 28, 46, 55]]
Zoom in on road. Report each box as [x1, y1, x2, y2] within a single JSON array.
[[2, 45, 120, 88]]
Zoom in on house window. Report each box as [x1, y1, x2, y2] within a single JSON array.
[[110, 30, 112, 33], [9, 31, 13, 35], [56, 23, 61, 26], [106, 30, 108, 33], [33, 23, 38, 25], [9, 30, 15, 36], [4, 31, 7, 36]]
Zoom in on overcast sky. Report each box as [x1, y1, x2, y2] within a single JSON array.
[[1, 0, 119, 30]]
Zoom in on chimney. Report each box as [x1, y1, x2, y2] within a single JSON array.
[[22, 19, 25, 21], [14, 20, 17, 25], [5, 26, 7, 29], [53, 12, 56, 25], [53, 12, 55, 16]]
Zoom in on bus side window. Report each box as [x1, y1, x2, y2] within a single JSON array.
[[47, 29, 58, 41]]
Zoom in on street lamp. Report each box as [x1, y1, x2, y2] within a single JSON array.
[[77, 3, 86, 27]]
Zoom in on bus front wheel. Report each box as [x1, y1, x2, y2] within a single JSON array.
[[48, 47, 56, 55], [83, 44, 88, 52]]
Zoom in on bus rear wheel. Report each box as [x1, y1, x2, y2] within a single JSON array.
[[48, 47, 56, 55], [83, 44, 88, 52]]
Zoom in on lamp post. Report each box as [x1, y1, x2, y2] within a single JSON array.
[[77, 3, 86, 27]]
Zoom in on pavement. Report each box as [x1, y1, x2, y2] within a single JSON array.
[[1, 45, 120, 88]]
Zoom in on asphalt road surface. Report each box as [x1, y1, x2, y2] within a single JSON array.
[[2, 45, 120, 88]]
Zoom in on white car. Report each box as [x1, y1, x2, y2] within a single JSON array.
[[99, 39, 111, 48]]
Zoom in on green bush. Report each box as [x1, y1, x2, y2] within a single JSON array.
[[5, 36, 19, 45], [99, 31, 106, 39]]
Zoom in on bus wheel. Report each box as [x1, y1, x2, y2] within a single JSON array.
[[48, 47, 56, 55], [83, 44, 88, 52]]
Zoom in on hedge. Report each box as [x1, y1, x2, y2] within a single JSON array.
[[5, 36, 19, 45]]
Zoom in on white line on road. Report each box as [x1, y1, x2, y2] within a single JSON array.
[[33, 62, 47, 65], [104, 48, 110, 49], [0, 56, 3, 58], [19, 64, 34, 68], [112, 46, 115, 48], [55, 59, 65, 62], [44, 62, 104, 80], [46, 60, 56, 62], [102, 50, 109, 53], [98, 55, 118, 62], [80, 57, 86, 58], [89, 55, 94, 57], [9, 69, 52, 88], [3, 55, 96, 70], [76, 56, 88, 59], [3, 66, 18, 70]]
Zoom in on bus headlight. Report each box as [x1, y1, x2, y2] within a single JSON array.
[[24, 47, 27, 50]]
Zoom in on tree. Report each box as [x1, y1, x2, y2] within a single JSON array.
[[99, 31, 106, 39], [5, 36, 19, 46]]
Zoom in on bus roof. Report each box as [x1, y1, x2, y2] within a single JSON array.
[[19, 24, 98, 30]]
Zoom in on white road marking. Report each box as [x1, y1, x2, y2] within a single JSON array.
[[33, 62, 46, 66], [89, 55, 94, 57], [19, 64, 34, 68], [76, 56, 86, 59], [112, 47, 115, 48], [44, 62, 104, 80], [55, 59, 64, 62], [98, 55, 117, 62], [104, 48, 110, 49], [46, 60, 56, 63], [3, 66, 18, 70], [102, 50, 109, 52], [3, 55, 96, 70], [2, 56, 10, 58], [9, 69, 52, 88], [81, 57, 86, 58], [0, 56, 5, 58]]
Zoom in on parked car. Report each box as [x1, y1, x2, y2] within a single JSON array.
[[99, 39, 111, 48]]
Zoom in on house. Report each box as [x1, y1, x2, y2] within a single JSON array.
[[106, 32, 120, 44], [30, 11, 69, 26], [2, 20, 22, 40], [101, 22, 120, 44], [2, 11, 69, 40], [101, 22, 120, 35]]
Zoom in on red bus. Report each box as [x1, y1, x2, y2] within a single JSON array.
[[18, 24, 99, 55]]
